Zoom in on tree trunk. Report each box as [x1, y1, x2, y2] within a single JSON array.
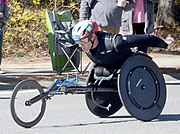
[[156, 0, 180, 26]]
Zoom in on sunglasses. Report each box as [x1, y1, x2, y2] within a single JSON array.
[[75, 35, 92, 45], [75, 38, 89, 45]]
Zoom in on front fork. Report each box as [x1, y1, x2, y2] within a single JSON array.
[[25, 79, 58, 106]]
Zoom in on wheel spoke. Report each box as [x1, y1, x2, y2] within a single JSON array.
[[10, 79, 46, 128]]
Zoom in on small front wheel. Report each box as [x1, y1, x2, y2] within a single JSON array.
[[10, 79, 46, 128]]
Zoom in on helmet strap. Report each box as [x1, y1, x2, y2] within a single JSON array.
[[90, 38, 95, 49]]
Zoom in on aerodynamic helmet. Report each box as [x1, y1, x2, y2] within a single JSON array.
[[72, 20, 98, 44]]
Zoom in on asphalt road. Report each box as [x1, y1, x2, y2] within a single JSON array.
[[0, 83, 180, 134]]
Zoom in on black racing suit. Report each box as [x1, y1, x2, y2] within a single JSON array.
[[86, 32, 167, 68]]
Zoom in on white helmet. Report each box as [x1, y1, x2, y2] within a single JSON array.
[[72, 20, 98, 43]]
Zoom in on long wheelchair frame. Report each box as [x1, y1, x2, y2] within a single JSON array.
[[10, 53, 167, 128]]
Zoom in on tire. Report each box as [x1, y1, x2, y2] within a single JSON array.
[[85, 91, 122, 118], [118, 55, 166, 121], [10, 79, 46, 128], [85, 69, 123, 118]]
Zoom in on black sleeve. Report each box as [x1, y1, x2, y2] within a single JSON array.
[[112, 34, 128, 51], [114, 34, 167, 50]]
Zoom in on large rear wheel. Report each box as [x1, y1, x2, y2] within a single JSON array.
[[85, 69, 122, 117], [118, 55, 166, 121], [86, 91, 122, 117]]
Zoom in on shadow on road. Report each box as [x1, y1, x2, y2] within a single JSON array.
[[0, 81, 20, 90], [161, 67, 180, 80], [35, 118, 137, 129], [35, 114, 180, 129], [157, 114, 180, 121], [104, 114, 180, 122]]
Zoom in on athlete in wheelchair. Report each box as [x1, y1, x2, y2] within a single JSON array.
[[10, 20, 168, 128], [72, 20, 168, 120]]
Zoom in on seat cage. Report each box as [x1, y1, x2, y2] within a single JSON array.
[[46, 10, 90, 74]]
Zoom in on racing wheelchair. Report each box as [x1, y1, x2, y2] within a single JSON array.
[[10, 50, 167, 128]]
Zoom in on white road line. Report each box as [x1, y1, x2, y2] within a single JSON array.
[[166, 80, 180, 84], [0, 91, 12, 95]]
